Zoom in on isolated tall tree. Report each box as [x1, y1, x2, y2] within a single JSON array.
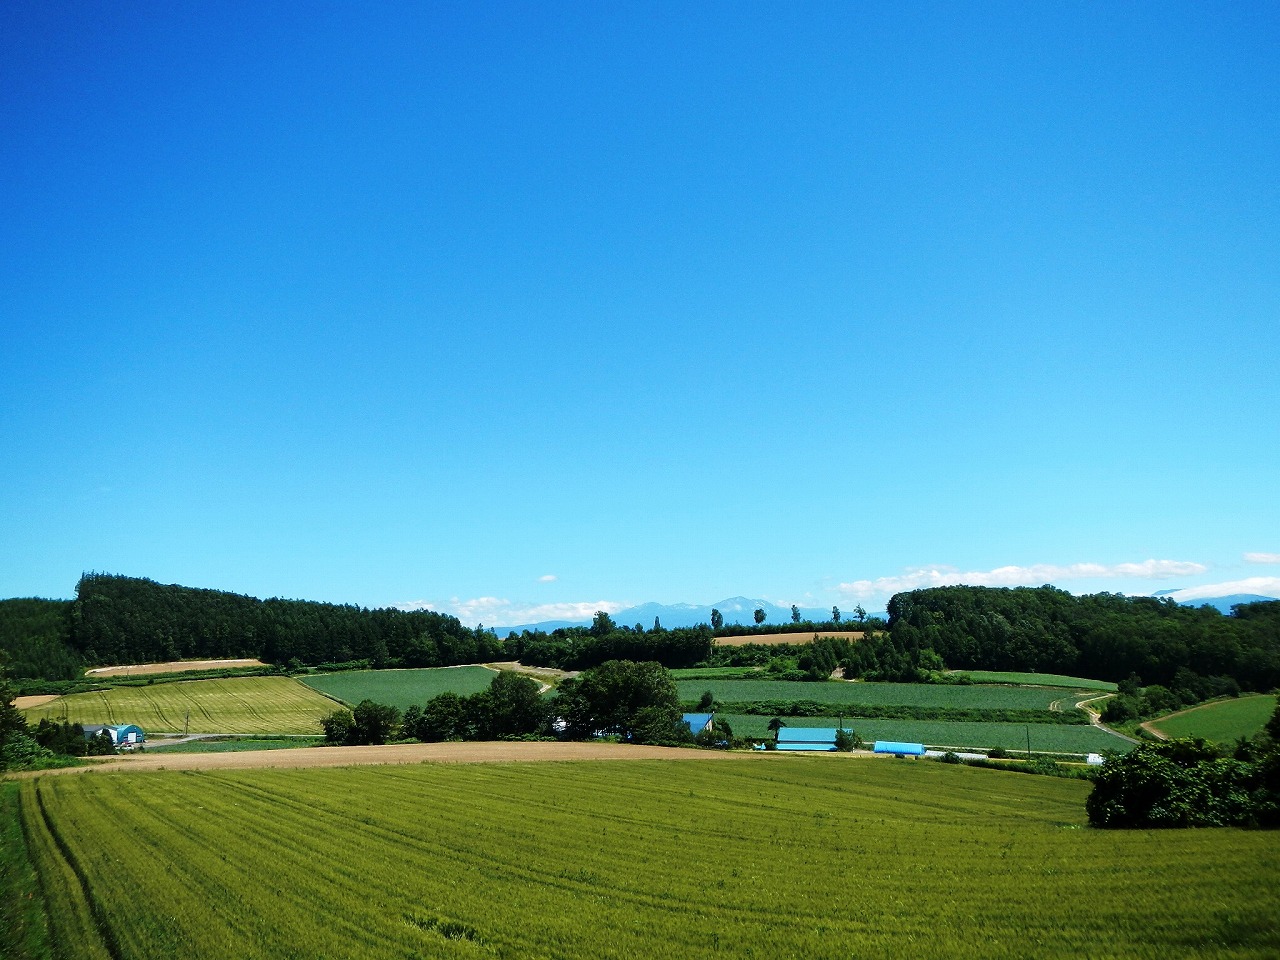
[[854, 604, 867, 624], [754, 608, 766, 626], [832, 606, 841, 624], [591, 611, 617, 636], [710, 608, 723, 630], [791, 605, 800, 623], [767, 716, 786, 743]]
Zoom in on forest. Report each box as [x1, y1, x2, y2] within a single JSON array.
[[0, 574, 501, 682], [887, 585, 1280, 690], [1, 577, 1278, 700]]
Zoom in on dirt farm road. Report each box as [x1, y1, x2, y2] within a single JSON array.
[[9, 741, 883, 778]]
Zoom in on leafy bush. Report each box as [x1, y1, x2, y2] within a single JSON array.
[[1086, 735, 1280, 828]]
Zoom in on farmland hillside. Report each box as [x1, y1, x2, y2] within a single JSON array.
[[20, 760, 1280, 959]]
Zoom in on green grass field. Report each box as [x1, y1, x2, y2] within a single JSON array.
[[720, 713, 1133, 754], [1, 782, 52, 960], [146, 736, 325, 754], [952, 671, 1118, 691], [1148, 694, 1278, 743], [669, 666, 766, 679], [20, 759, 1278, 959], [19, 677, 337, 735], [678, 679, 1084, 710], [298, 665, 499, 710]]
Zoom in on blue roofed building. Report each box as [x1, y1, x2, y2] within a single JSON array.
[[682, 713, 714, 736], [873, 740, 925, 757], [82, 724, 146, 748], [776, 728, 854, 752]]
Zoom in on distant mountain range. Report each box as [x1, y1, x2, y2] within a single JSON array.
[[1156, 592, 1280, 615], [498, 597, 886, 636], [496, 591, 1280, 635]]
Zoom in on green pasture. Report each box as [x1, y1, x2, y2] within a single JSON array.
[[21, 759, 1278, 960], [678, 679, 1083, 710], [19, 677, 336, 735], [1147, 694, 1278, 743], [952, 671, 1117, 691], [146, 736, 325, 754], [721, 713, 1133, 754], [669, 666, 765, 680], [299, 665, 498, 710]]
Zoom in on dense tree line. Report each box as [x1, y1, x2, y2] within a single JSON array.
[[0, 598, 79, 680], [504, 612, 712, 671], [0, 665, 94, 771], [323, 662, 691, 748], [66, 574, 501, 671], [887, 586, 1280, 690]]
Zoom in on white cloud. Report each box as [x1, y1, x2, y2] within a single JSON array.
[[837, 559, 1208, 600], [1162, 577, 1280, 603], [538, 574, 558, 582], [1245, 552, 1280, 565], [396, 597, 625, 627]]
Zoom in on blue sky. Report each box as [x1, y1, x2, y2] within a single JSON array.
[[3, 2, 1278, 625]]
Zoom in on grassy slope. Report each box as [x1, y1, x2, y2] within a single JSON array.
[[677, 679, 1082, 710], [0, 781, 53, 960], [1148, 694, 1279, 743], [721, 713, 1133, 753], [146, 737, 326, 754], [298, 665, 497, 710], [23, 760, 1278, 960], [954, 671, 1118, 691], [19, 677, 338, 735]]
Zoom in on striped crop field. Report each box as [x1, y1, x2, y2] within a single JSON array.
[[712, 630, 863, 647], [720, 714, 1134, 754], [952, 671, 1118, 692], [21, 759, 1278, 960], [1147, 694, 1278, 743], [676, 679, 1080, 710], [299, 665, 499, 710], [19, 677, 337, 735]]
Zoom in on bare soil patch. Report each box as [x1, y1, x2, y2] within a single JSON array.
[[14, 695, 59, 710], [85, 658, 266, 677], [483, 661, 577, 684], [714, 631, 864, 647], [13, 741, 879, 778]]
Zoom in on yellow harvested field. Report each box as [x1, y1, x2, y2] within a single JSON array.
[[85, 658, 266, 677], [19, 676, 338, 735], [714, 631, 864, 647]]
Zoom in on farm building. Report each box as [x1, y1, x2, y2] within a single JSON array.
[[775, 728, 853, 752], [682, 713, 714, 736], [873, 740, 925, 757], [82, 724, 146, 747]]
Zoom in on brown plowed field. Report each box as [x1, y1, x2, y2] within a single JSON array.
[[11, 741, 878, 778], [85, 658, 266, 677], [13, 695, 59, 710], [714, 631, 864, 647]]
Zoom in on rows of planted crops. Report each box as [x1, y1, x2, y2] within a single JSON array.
[[22, 758, 1280, 959]]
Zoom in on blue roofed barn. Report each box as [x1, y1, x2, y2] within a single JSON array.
[[82, 724, 146, 747], [682, 713, 714, 736], [776, 728, 853, 752]]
